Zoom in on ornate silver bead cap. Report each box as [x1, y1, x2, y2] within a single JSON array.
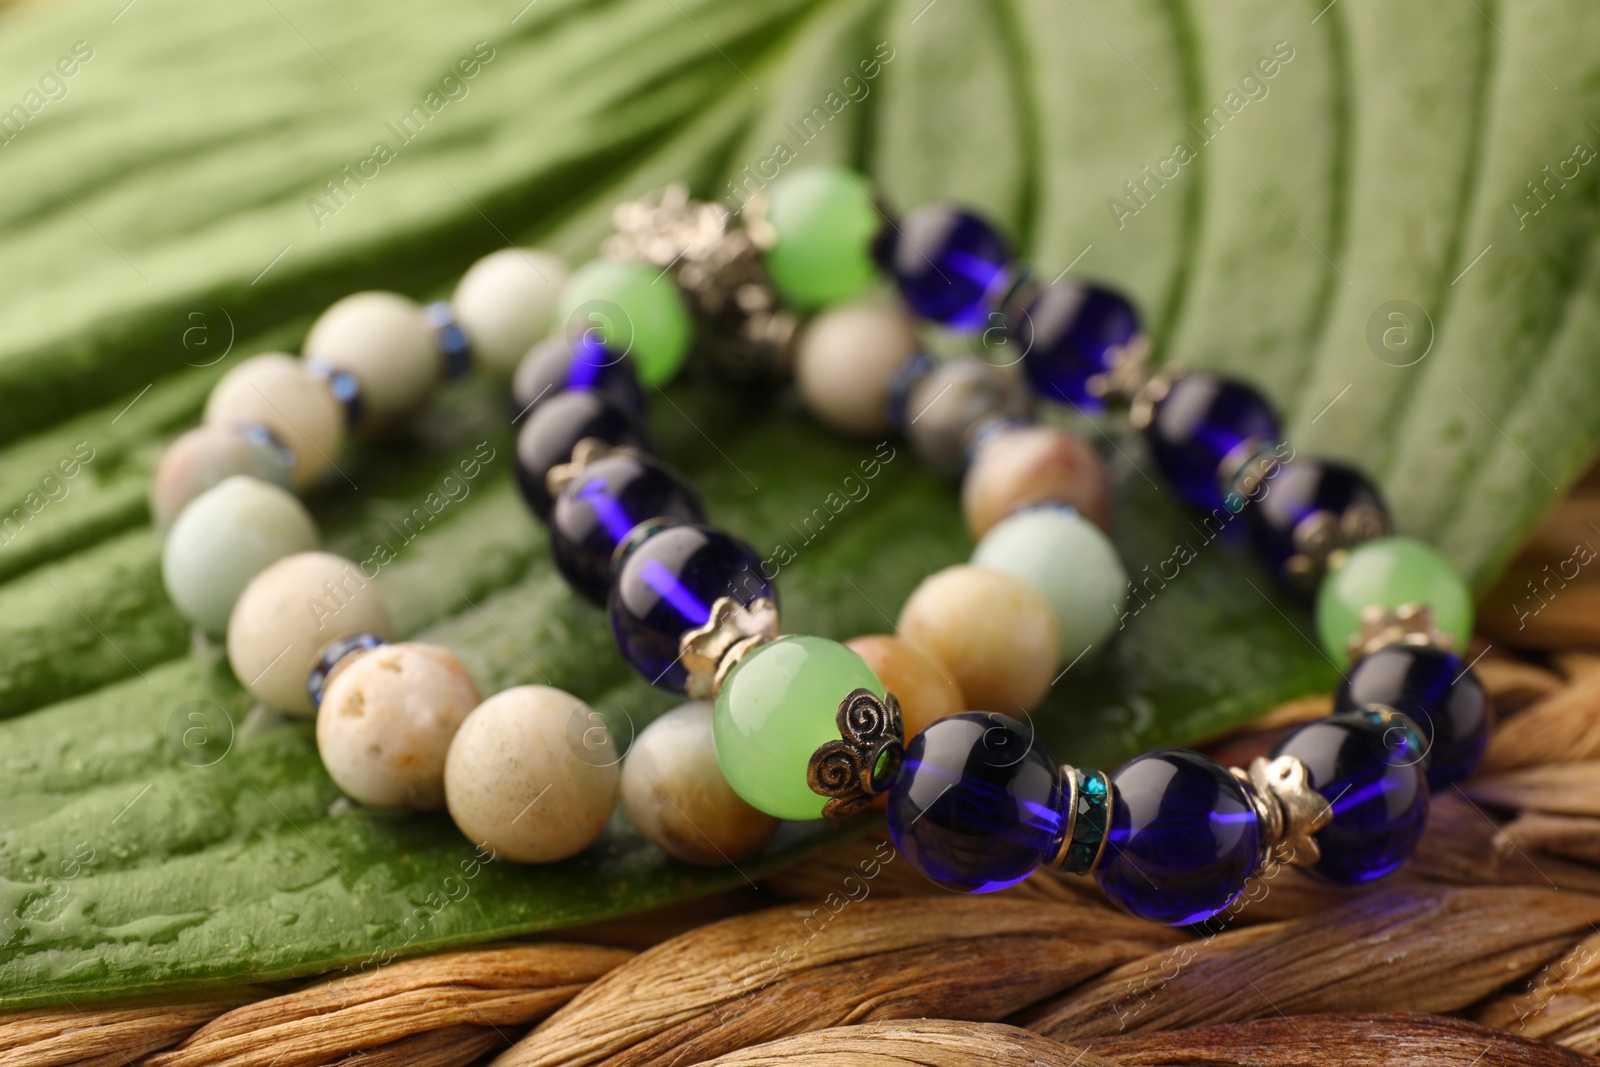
[[604, 184, 797, 379], [1230, 754, 1333, 868], [545, 436, 637, 499], [1346, 602, 1454, 664], [679, 595, 780, 701]]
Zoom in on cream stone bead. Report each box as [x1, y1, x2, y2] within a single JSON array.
[[316, 642, 480, 811], [452, 248, 569, 374], [793, 298, 919, 436], [150, 424, 296, 532], [963, 423, 1113, 539], [845, 634, 966, 740], [444, 685, 620, 863], [226, 551, 392, 717], [896, 564, 1060, 715], [303, 291, 439, 431], [162, 475, 319, 634], [204, 353, 345, 490], [904, 357, 1033, 477], [622, 702, 777, 865]]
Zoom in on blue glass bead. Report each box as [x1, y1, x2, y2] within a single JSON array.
[[609, 522, 775, 692], [886, 712, 1064, 893], [423, 301, 474, 379], [514, 391, 651, 521], [1271, 710, 1430, 885], [1016, 283, 1142, 411], [1245, 457, 1389, 593], [1335, 645, 1489, 789], [1143, 373, 1281, 511], [550, 453, 705, 605], [1095, 750, 1261, 926], [873, 204, 1013, 331], [511, 333, 646, 423]]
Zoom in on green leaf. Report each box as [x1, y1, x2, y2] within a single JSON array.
[[0, 0, 1596, 1009]]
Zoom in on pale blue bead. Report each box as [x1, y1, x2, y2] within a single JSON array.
[[162, 475, 319, 633], [971, 506, 1126, 663]]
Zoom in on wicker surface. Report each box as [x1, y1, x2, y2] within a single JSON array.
[[9, 484, 1600, 1066]]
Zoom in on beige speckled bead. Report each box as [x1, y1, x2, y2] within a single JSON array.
[[845, 634, 966, 740], [150, 424, 295, 532], [316, 642, 480, 811], [895, 564, 1060, 715], [444, 685, 620, 863], [226, 551, 392, 717], [304, 292, 439, 431], [622, 702, 777, 865], [204, 353, 345, 490], [905, 357, 1033, 477], [963, 423, 1113, 540], [452, 248, 569, 375], [793, 298, 919, 436]]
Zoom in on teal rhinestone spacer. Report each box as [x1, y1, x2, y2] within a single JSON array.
[[1048, 766, 1114, 875]]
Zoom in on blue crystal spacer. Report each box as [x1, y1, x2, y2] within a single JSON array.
[[1049, 766, 1113, 875], [305, 357, 364, 428], [307, 632, 388, 710], [424, 300, 474, 379]]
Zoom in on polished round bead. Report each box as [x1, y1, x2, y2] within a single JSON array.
[[874, 204, 1012, 331], [444, 685, 620, 863], [514, 391, 651, 521], [150, 424, 296, 532], [971, 507, 1127, 665], [559, 258, 691, 387], [904, 357, 1033, 477], [712, 636, 885, 821], [204, 353, 346, 490], [1335, 645, 1490, 788], [762, 166, 882, 309], [316, 642, 480, 811], [551, 452, 704, 605], [886, 712, 1063, 893], [227, 551, 392, 717], [1143, 373, 1281, 510], [1272, 710, 1430, 884], [962, 423, 1112, 538], [1246, 456, 1388, 590], [1315, 537, 1474, 667], [511, 333, 645, 422], [1095, 750, 1261, 925], [845, 634, 965, 741], [451, 247, 569, 374], [793, 298, 919, 436], [624, 702, 778, 864], [1016, 283, 1142, 410], [162, 475, 319, 634], [303, 292, 439, 431], [610, 523, 775, 692], [896, 564, 1060, 714]]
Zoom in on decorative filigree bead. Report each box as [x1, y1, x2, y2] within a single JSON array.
[[807, 688, 906, 819], [679, 595, 779, 701]]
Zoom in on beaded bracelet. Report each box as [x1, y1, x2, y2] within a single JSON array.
[[150, 166, 1492, 927]]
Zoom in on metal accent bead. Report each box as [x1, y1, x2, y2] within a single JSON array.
[[1049, 766, 1113, 874], [1346, 602, 1455, 663], [1086, 331, 1161, 421], [1229, 754, 1333, 868], [806, 687, 906, 819], [604, 184, 798, 379], [307, 632, 388, 710], [678, 595, 780, 701], [423, 300, 474, 379], [544, 436, 638, 500]]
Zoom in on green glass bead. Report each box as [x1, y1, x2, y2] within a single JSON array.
[[559, 258, 691, 387], [763, 167, 881, 309], [1315, 536, 1473, 667], [713, 635, 885, 821]]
